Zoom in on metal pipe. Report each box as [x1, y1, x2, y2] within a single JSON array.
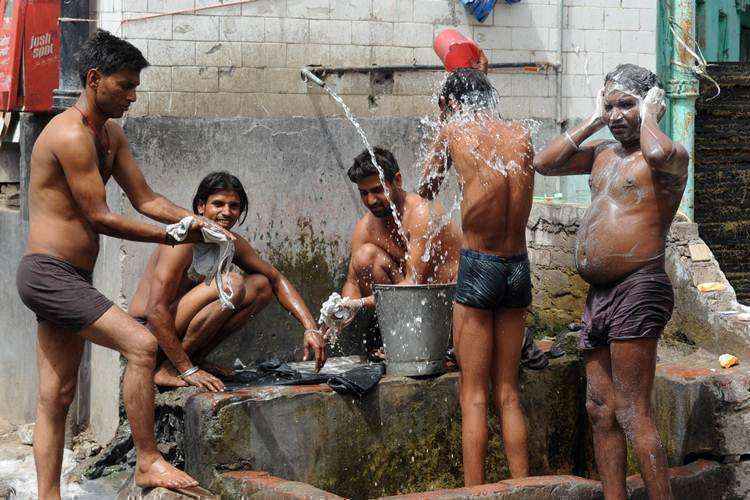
[[300, 67, 326, 88], [304, 62, 556, 78]]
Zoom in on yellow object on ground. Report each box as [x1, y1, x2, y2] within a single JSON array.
[[719, 354, 739, 369], [697, 282, 725, 293]]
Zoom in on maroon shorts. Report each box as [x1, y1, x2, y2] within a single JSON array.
[[579, 263, 674, 350], [16, 253, 113, 332]]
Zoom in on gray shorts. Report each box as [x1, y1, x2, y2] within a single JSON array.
[[16, 253, 113, 332]]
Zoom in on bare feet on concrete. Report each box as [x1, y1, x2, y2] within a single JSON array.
[[135, 455, 198, 490], [153, 361, 187, 388]]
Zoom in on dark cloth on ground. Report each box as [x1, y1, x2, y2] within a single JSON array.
[[16, 253, 113, 332], [579, 262, 674, 350], [454, 249, 532, 310], [225, 358, 385, 397], [520, 328, 548, 370]]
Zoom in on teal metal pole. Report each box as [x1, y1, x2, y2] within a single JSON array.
[[664, 0, 700, 219]]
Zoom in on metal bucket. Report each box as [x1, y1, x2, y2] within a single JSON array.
[[373, 283, 455, 376]]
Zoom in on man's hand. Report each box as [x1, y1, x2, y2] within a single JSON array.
[[339, 297, 364, 328], [588, 87, 607, 128], [182, 368, 225, 392], [640, 86, 666, 123], [302, 329, 327, 372]]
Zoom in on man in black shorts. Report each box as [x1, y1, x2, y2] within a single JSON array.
[[534, 64, 688, 499]]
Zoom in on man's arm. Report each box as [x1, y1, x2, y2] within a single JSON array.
[[144, 246, 224, 391], [340, 221, 377, 310], [417, 128, 451, 200], [639, 88, 689, 178], [399, 202, 433, 285], [232, 237, 326, 369], [110, 125, 194, 224], [55, 129, 180, 243]]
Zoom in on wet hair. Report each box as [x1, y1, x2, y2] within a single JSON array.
[[604, 64, 661, 98], [347, 147, 400, 183], [440, 68, 497, 109], [192, 171, 249, 225], [77, 29, 149, 86]]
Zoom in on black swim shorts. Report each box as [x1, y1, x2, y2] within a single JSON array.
[[16, 253, 114, 332], [453, 249, 532, 310], [579, 263, 674, 350]]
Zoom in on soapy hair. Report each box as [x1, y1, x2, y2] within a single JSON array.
[[604, 64, 661, 98]]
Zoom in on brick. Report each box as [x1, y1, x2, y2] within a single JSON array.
[[530, 5, 560, 28], [172, 66, 218, 92], [621, 30, 654, 54], [568, 6, 603, 29], [376, 46, 415, 65], [474, 26, 512, 50], [351, 21, 394, 45], [196, 0, 241, 16], [529, 96, 557, 119], [512, 27, 549, 51], [196, 41, 241, 66], [310, 20, 352, 45], [489, 49, 534, 64], [331, 0, 371, 21], [329, 44, 372, 66], [564, 51, 602, 75], [148, 91, 196, 116], [241, 43, 264, 67], [562, 29, 585, 51], [604, 8, 640, 30], [195, 92, 246, 116], [241, 0, 284, 16], [607, 52, 639, 67], [264, 68, 306, 93], [393, 71, 441, 95], [138, 66, 171, 91], [259, 43, 286, 67], [413, 0, 454, 24], [147, 40, 195, 66], [286, 44, 306, 67], [584, 29, 620, 53], [265, 18, 309, 44], [173, 14, 219, 40], [413, 47, 440, 65], [511, 74, 553, 97], [219, 67, 264, 92], [287, 0, 330, 20], [220, 16, 263, 41], [122, 15, 172, 40], [146, 0, 193, 13], [392, 22, 433, 47], [494, 2, 532, 27], [305, 44, 332, 66], [372, 0, 396, 21]]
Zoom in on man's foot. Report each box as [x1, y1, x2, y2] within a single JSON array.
[[520, 328, 548, 371], [135, 455, 198, 489], [199, 362, 235, 379], [154, 361, 188, 388], [368, 347, 386, 362]]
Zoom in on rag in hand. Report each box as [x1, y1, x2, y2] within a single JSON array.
[[166, 216, 236, 310]]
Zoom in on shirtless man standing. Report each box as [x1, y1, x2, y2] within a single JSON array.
[[534, 64, 687, 500], [15, 30, 209, 496], [418, 68, 535, 485], [129, 172, 326, 390], [329, 147, 461, 352]]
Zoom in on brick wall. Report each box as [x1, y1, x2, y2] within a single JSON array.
[[92, 0, 657, 119]]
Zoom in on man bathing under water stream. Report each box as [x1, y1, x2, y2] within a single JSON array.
[[129, 172, 326, 391], [535, 64, 688, 500], [15, 30, 207, 495], [418, 68, 536, 486]]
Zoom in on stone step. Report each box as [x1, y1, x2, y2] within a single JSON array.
[[117, 476, 218, 500]]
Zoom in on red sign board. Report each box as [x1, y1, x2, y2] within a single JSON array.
[[0, 0, 25, 111], [22, 0, 60, 111]]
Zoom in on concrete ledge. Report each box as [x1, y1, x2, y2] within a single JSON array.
[[117, 480, 217, 499], [215, 471, 345, 499]]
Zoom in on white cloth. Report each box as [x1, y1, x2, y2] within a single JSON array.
[[166, 216, 236, 310]]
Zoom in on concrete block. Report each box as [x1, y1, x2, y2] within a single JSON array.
[[146, 0, 193, 13], [639, 52, 656, 71], [126, 38, 149, 59], [195, 41, 242, 67], [264, 68, 306, 94], [494, 2, 532, 28], [305, 44, 332, 66], [512, 27, 549, 51], [172, 66, 219, 92], [473, 26, 512, 50], [195, 0, 242, 16], [528, 97, 557, 119], [241, 43, 264, 67], [489, 49, 533, 64], [126, 92, 148, 117], [220, 16, 264, 42], [530, 5, 560, 28], [562, 29, 586, 52], [393, 71, 442, 95], [562, 75, 595, 98], [397, 0, 414, 22], [604, 8, 640, 30], [173, 14, 220, 41], [0, 146, 19, 183], [564, 51, 603, 75], [148, 92, 196, 117], [331, 72, 372, 95], [122, 15, 172, 40], [499, 96, 531, 119], [412, 47, 439, 65], [195, 92, 247, 117], [620, 30, 654, 54], [607, 51, 639, 67], [139, 66, 171, 92], [413, 0, 455, 25], [435, 23, 472, 40], [219, 67, 265, 92], [640, 7, 657, 31], [287, 0, 331, 20], [511, 73, 552, 98], [569, 6, 603, 29], [584, 29, 620, 53], [123, 0, 148, 12], [264, 18, 310, 44], [372, 0, 397, 22], [565, 97, 596, 119], [392, 22, 433, 47], [286, 44, 306, 68], [146, 40, 195, 66], [352, 21, 394, 46], [331, 0, 371, 21], [242, 93, 317, 117], [329, 44, 372, 66], [310, 20, 352, 45], [487, 74, 512, 96], [259, 43, 287, 68], [241, 0, 285, 17]]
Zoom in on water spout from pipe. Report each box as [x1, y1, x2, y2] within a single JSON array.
[[300, 67, 326, 88]]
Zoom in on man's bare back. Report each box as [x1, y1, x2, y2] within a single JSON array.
[[576, 142, 686, 285]]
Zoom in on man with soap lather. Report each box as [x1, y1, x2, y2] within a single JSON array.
[[534, 64, 688, 500]]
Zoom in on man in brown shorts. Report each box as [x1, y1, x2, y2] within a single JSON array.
[[129, 171, 326, 390], [15, 30, 221, 496], [534, 64, 688, 499], [418, 68, 535, 485]]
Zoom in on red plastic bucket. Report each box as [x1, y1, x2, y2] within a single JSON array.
[[433, 28, 481, 72]]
